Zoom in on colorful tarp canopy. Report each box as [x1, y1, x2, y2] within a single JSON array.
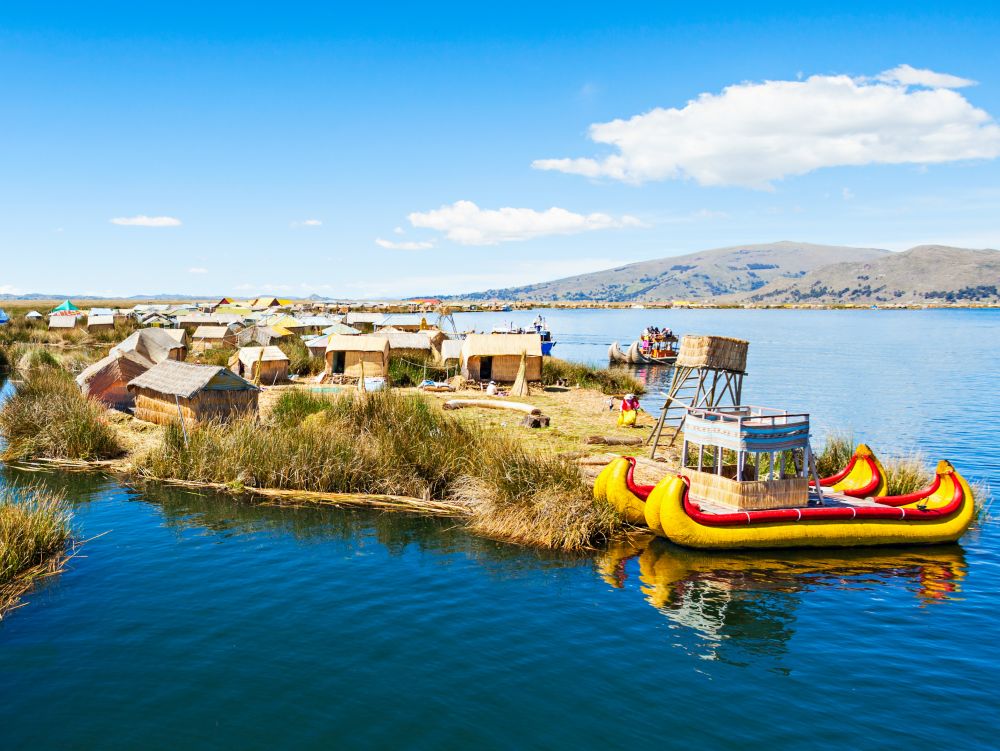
[[51, 299, 80, 313]]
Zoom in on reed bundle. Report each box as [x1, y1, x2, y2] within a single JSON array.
[[675, 335, 748, 372]]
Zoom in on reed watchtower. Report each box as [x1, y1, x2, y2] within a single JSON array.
[[648, 335, 748, 457]]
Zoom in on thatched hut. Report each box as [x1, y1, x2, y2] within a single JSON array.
[[192, 325, 238, 352], [229, 346, 290, 384], [440, 338, 463, 368], [325, 335, 389, 380], [48, 315, 80, 331], [382, 330, 435, 361], [460, 333, 543, 383], [177, 313, 244, 333], [127, 360, 259, 426], [76, 352, 151, 410], [86, 315, 115, 332]]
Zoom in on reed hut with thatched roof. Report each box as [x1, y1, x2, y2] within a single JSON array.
[[192, 324, 238, 352], [325, 334, 389, 381], [460, 333, 543, 383], [48, 314, 80, 331], [229, 345, 290, 384], [127, 360, 259, 426], [76, 352, 152, 410], [440, 338, 463, 368]]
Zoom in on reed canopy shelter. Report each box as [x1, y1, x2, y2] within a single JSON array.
[[325, 334, 389, 380], [191, 325, 238, 352], [127, 360, 259, 426], [460, 333, 543, 383], [229, 345, 290, 384]]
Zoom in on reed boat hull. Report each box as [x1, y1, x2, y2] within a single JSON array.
[[650, 463, 975, 549], [608, 340, 677, 365]]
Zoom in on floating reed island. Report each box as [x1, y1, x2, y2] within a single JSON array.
[[0, 300, 988, 552]]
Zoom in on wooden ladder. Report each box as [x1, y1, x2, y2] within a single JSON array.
[[647, 366, 745, 457]]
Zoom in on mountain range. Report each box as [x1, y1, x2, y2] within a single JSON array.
[[456, 241, 1000, 304]]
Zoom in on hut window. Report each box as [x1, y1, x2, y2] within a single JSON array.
[[332, 351, 346, 374], [480, 356, 493, 380]]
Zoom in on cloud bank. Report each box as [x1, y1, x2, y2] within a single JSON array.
[[532, 67, 1000, 188], [407, 200, 642, 246], [375, 237, 435, 250], [109, 215, 182, 227]]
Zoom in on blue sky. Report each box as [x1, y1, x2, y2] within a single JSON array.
[[2, 2, 999, 298]]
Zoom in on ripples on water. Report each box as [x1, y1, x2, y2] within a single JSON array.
[[1, 309, 998, 749]]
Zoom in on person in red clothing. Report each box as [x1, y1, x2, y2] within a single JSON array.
[[618, 393, 641, 427]]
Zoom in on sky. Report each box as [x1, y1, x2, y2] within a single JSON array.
[[2, 2, 1000, 298]]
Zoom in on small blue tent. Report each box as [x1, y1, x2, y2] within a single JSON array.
[[0, 309, 9, 325]]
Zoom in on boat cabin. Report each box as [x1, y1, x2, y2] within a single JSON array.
[[681, 405, 822, 510]]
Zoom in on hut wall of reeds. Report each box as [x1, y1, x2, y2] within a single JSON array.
[[127, 360, 259, 426], [460, 333, 543, 383], [229, 345, 290, 384], [76, 352, 151, 410], [191, 325, 238, 352], [324, 335, 389, 379]]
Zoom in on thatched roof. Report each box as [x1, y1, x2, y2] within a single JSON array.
[[325, 334, 389, 354], [25, 310, 43, 319], [178, 313, 243, 327], [112, 328, 186, 364], [235, 346, 289, 369], [87, 315, 115, 327], [193, 325, 233, 340], [383, 331, 432, 351], [128, 360, 258, 398], [460, 333, 543, 360], [343, 312, 383, 325], [322, 322, 360, 336], [162, 328, 187, 344], [440, 339, 463, 362]]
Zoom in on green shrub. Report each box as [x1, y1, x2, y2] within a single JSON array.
[[198, 348, 235, 368], [0, 368, 123, 461], [816, 433, 854, 477], [542, 358, 645, 395], [269, 389, 336, 428]]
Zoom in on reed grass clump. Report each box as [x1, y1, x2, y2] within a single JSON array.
[[0, 483, 72, 616], [542, 358, 645, 395], [197, 348, 235, 368], [137, 389, 621, 550], [388, 355, 449, 387], [882, 455, 932, 497], [816, 432, 854, 477], [279, 337, 325, 377], [0, 367, 123, 461]]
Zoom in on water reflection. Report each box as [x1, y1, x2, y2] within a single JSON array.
[[596, 535, 966, 663]]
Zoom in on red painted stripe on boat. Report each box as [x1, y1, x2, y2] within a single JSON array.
[[625, 457, 654, 501], [680, 474, 963, 527]]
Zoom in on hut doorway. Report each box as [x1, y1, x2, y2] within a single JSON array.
[[479, 356, 493, 380], [332, 351, 346, 374]]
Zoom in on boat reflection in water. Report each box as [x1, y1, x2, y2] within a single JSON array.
[[596, 535, 967, 662]]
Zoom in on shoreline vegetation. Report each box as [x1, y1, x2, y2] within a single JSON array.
[[0, 483, 73, 617]]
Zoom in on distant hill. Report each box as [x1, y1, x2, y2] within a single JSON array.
[[458, 241, 890, 302], [742, 245, 1000, 304], [0, 293, 207, 302]]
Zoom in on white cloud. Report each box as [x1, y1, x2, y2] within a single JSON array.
[[375, 237, 435, 250], [188, 267, 208, 274], [532, 68, 1000, 189], [110, 215, 181, 227], [291, 219, 323, 228], [393, 226, 405, 235], [407, 200, 642, 246], [0, 284, 25, 295], [876, 64, 976, 89]]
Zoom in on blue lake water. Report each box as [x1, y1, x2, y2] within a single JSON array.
[[1, 309, 998, 749]]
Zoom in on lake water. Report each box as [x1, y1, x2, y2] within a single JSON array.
[[2, 309, 998, 749]]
